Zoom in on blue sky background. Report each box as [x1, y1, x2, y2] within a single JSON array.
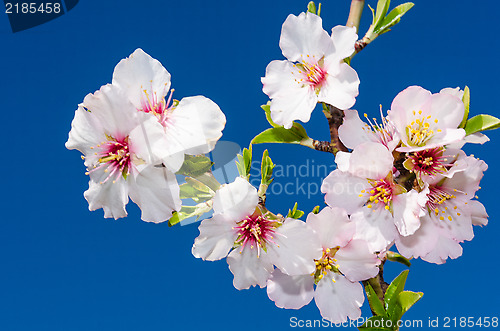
[[1, 0, 499, 330]]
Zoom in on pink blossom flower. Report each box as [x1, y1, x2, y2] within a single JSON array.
[[388, 86, 465, 152], [192, 177, 322, 290], [321, 141, 428, 252], [66, 84, 181, 222], [262, 12, 359, 129], [338, 109, 399, 151], [396, 152, 488, 264], [112, 48, 226, 171], [267, 207, 379, 323]]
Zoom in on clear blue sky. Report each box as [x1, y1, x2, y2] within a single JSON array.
[[1, 0, 499, 330]]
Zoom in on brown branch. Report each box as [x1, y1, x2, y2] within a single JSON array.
[[323, 104, 348, 153], [312, 140, 336, 154]]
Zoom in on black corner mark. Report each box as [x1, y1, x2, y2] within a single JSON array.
[[64, 0, 77, 11], [4, 0, 79, 33]]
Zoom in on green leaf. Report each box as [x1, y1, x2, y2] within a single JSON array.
[[260, 150, 275, 187], [398, 291, 423, 313], [193, 172, 221, 192], [359, 316, 393, 330], [384, 270, 409, 311], [168, 202, 213, 226], [376, 2, 414, 34], [465, 114, 500, 135], [251, 122, 309, 145], [176, 155, 213, 177], [312, 205, 320, 214], [307, 1, 316, 14], [373, 0, 391, 29], [386, 291, 423, 325], [365, 282, 387, 316], [261, 103, 279, 128], [459, 86, 470, 128], [386, 251, 412, 267], [236, 147, 252, 179], [179, 177, 214, 203], [287, 202, 305, 219]]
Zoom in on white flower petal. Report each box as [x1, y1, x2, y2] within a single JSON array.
[[348, 142, 393, 179], [392, 189, 427, 237], [306, 207, 355, 248], [390, 86, 432, 118], [464, 132, 490, 144], [262, 60, 317, 129], [351, 207, 398, 253], [164, 96, 226, 155], [267, 218, 322, 276], [128, 114, 173, 166], [469, 200, 488, 226], [428, 92, 464, 129], [112, 48, 171, 109], [321, 170, 371, 214], [442, 155, 487, 197], [267, 269, 314, 309], [213, 177, 258, 220], [440, 87, 464, 99], [330, 25, 357, 61], [192, 214, 238, 261], [336, 239, 380, 282], [227, 247, 274, 290], [338, 109, 376, 149], [82, 84, 139, 137], [84, 173, 129, 220], [395, 215, 440, 260], [334, 151, 351, 172], [317, 62, 359, 110], [314, 272, 364, 324], [279, 12, 333, 62], [127, 165, 181, 223], [422, 236, 463, 264], [65, 104, 107, 167]]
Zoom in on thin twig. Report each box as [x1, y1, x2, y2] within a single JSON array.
[[346, 0, 365, 32]]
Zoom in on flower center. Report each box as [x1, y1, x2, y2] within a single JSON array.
[[86, 136, 133, 184], [234, 215, 278, 256], [360, 178, 397, 211], [312, 247, 340, 284], [427, 186, 460, 221], [292, 56, 327, 91], [138, 87, 175, 127], [405, 110, 442, 146], [404, 147, 454, 178], [302, 62, 327, 87]]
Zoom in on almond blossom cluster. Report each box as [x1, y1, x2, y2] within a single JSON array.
[[66, 2, 497, 328], [323, 86, 489, 264], [66, 49, 226, 223]]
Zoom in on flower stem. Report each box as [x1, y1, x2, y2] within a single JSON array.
[[346, 0, 364, 32]]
